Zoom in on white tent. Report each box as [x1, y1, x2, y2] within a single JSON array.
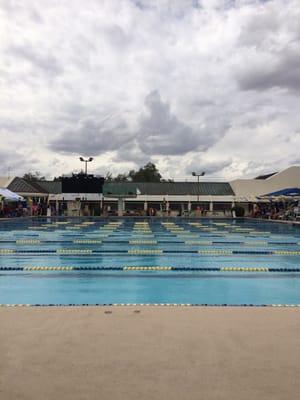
[[0, 188, 24, 201]]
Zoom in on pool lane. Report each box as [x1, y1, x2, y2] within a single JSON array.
[[1, 270, 300, 305], [0, 218, 300, 305]]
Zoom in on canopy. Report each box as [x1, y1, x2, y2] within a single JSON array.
[[262, 188, 300, 197], [0, 188, 24, 201]]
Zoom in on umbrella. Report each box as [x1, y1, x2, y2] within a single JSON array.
[[0, 188, 24, 201]]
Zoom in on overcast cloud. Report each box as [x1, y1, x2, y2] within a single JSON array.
[[0, 0, 299, 179]]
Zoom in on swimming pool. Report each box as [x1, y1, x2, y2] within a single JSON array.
[[0, 217, 300, 306]]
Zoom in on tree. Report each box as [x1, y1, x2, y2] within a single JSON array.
[[128, 162, 162, 182], [104, 172, 113, 182], [105, 172, 129, 182], [114, 174, 129, 182], [22, 171, 46, 181], [105, 163, 166, 182]]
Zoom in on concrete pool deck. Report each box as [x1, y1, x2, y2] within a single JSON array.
[[1, 307, 300, 400]]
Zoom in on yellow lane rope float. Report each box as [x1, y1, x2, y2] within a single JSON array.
[[128, 249, 163, 255], [198, 250, 232, 255], [274, 251, 300, 255], [16, 240, 41, 244]]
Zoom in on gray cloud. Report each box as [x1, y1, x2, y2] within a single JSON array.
[[49, 90, 229, 160], [235, 0, 300, 92], [7, 45, 63, 77], [238, 4, 280, 48], [238, 159, 285, 178], [137, 91, 199, 155], [236, 47, 300, 92], [49, 115, 135, 156], [113, 141, 150, 165], [136, 91, 229, 156], [0, 0, 299, 179], [0, 149, 39, 176], [185, 158, 232, 176]]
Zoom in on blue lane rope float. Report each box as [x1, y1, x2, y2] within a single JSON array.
[[1, 266, 300, 272], [129, 240, 158, 244], [1, 248, 300, 255], [0, 303, 299, 307], [23, 266, 74, 271], [220, 267, 269, 272], [124, 266, 172, 270], [232, 250, 272, 255], [1, 239, 299, 246], [73, 240, 102, 244], [185, 241, 300, 246]]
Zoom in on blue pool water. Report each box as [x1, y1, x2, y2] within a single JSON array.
[[0, 217, 300, 305]]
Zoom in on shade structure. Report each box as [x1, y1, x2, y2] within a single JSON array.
[[0, 188, 24, 201], [262, 188, 300, 197]]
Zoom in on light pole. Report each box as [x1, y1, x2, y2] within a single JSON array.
[[79, 157, 93, 175], [192, 171, 205, 204]]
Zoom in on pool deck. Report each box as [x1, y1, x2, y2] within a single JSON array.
[[0, 307, 299, 400]]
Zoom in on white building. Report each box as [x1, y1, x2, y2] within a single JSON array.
[[0, 166, 299, 216], [231, 166, 300, 198]]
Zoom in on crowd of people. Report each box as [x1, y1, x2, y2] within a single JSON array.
[[1, 199, 299, 220], [251, 201, 299, 220], [0, 201, 50, 218]]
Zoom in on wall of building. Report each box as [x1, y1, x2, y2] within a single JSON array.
[[0, 177, 14, 188], [230, 166, 300, 197], [103, 195, 234, 203]]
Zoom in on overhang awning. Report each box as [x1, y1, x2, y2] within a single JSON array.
[[48, 193, 103, 201], [234, 196, 259, 202], [0, 188, 24, 201], [262, 188, 300, 197]]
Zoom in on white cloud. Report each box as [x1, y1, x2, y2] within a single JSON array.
[[0, 0, 299, 180]]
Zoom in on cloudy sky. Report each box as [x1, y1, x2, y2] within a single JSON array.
[[0, 0, 299, 180]]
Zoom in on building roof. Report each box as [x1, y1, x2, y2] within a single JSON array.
[[33, 180, 62, 194], [5, 178, 62, 195], [103, 182, 234, 196], [7, 177, 47, 194], [5, 177, 234, 197]]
